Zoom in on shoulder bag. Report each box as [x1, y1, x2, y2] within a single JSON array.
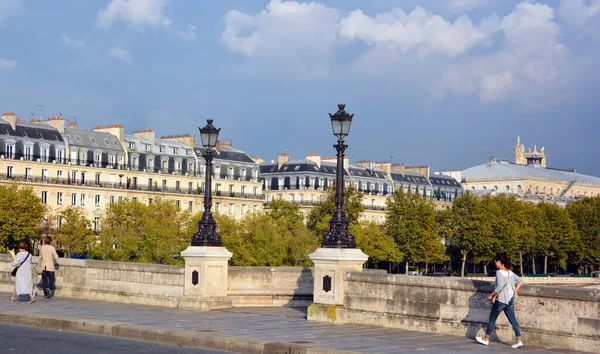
[[10, 252, 31, 277]]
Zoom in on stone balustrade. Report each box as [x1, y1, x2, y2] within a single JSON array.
[[308, 271, 600, 353], [0, 255, 313, 308]]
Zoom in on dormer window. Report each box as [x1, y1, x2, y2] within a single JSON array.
[[128, 142, 136, 149], [22, 131, 27, 137], [145, 144, 151, 151], [159, 146, 165, 153], [173, 148, 179, 155]]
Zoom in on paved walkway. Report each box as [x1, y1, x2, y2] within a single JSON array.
[[0, 293, 586, 354]]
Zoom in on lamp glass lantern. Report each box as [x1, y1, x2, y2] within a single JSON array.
[[330, 104, 353, 139], [200, 119, 220, 148]]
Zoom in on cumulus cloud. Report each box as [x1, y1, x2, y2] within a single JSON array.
[[339, 7, 494, 58], [96, 0, 171, 30], [221, 0, 340, 77], [176, 24, 196, 40], [0, 0, 25, 24], [440, 2, 568, 102], [558, 0, 600, 29], [0, 57, 17, 69], [109, 46, 132, 63], [62, 34, 85, 48], [220, 0, 587, 104]]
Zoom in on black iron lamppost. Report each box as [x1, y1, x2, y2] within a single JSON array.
[[321, 104, 356, 248], [191, 119, 222, 247]]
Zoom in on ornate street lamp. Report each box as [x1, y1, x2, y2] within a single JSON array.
[[321, 104, 356, 248], [191, 119, 222, 246]]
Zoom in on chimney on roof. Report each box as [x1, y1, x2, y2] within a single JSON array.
[[134, 129, 155, 145], [221, 140, 233, 148], [1, 112, 17, 130], [96, 124, 125, 143], [46, 115, 65, 133], [68, 121, 77, 128], [252, 156, 265, 164], [161, 134, 195, 149], [277, 152, 289, 170], [392, 163, 406, 175], [405, 165, 430, 179], [374, 162, 392, 177], [215, 139, 221, 154], [306, 153, 321, 168], [356, 160, 370, 169]]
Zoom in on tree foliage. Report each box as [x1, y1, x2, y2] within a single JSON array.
[[54, 207, 94, 257], [384, 189, 443, 273], [351, 221, 403, 265], [90, 199, 189, 264], [306, 185, 365, 237], [0, 183, 46, 253], [567, 196, 600, 268]]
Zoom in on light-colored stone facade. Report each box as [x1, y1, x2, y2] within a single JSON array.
[[462, 137, 600, 204], [0, 113, 264, 229]]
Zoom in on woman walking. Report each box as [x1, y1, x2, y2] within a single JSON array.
[[7, 242, 36, 303], [476, 254, 524, 349]]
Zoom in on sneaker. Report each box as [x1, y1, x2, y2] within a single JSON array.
[[511, 342, 524, 349], [476, 336, 489, 346]]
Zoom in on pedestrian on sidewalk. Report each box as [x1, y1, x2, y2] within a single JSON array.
[[39, 236, 59, 299], [476, 253, 524, 349], [7, 242, 36, 304]]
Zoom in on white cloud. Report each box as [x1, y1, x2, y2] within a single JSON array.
[[0, 0, 25, 24], [558, 0, 600, 29], [96, 0, 171, 30], [440, 2, 568, 102], [339, 6, 493, 58], [62, 34, 86, 48], [221, 0, 340, 77], [0, 57, 17, 69], [447, 0, 485, 13], [109, 46, 132, 63], [176, 24, 196, 41]]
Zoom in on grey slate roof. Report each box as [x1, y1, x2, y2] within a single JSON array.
[[63, 128, 124, 152], [0, 121, 64, 143], [430, 174, 461, 187], [259, 159, 348, 176], [462, 160, 600, 186], [195, 146, 255, 164]]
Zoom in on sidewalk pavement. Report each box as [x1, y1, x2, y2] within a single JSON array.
[[0, 293, 586, 354]]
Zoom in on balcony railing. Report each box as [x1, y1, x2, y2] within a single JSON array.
[[0, 173, 266, 200]]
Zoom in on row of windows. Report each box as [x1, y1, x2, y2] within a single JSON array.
[[41, 191, 197, 212], [214, 203, 258, 216]]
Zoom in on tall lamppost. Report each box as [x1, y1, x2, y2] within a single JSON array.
[[191, 119, 222, 247], [321, 104, 356, 248]]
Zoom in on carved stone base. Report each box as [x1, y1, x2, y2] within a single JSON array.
[[308, 248, 368, 306], [180, 246, 232, 299]]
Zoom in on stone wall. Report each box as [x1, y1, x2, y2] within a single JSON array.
[[309, 272, 600, 353], [0, 255, 313, 308]]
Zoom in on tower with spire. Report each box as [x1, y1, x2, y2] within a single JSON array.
[[514, 135, 546, 168]]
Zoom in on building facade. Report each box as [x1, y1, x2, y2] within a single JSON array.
[[462, 137, 600, 204], [0, 112, 263, 232]]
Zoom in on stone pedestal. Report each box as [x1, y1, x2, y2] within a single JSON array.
[[307, 248, 368, 322], [179, 246, 233, 311]]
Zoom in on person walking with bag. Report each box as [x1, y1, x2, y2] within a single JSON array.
[[476, 254, 524, 349], [39, 236, 59, 299], [7, 242, 36, 304]]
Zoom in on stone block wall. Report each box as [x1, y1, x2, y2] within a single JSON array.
[[318, 272, 599, 353], [0, 255, 313, 308]]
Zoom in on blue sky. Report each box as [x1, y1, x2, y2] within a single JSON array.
[[1, 0, 599, 175]]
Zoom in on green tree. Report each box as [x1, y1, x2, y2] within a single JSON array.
[[384, 189, 441, 274], [531, 202, 578, 274], [449, 192, 488, 277], [90, 199, 188, 264], [0, 183, 46, 252], [567, 196, 600, 272], [54, 207, 94, 257], [306, 185, 365, 237], [350, 221, 403, 268]]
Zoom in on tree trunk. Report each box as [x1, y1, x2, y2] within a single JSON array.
[[519, 252, 523, 275], [484, 263, 487, 275], [424, 262, 428, 274], [461, 252, 467, 278], [531, 257, 536, 274], [544, 255, 548, 274], [405, 261, 409, 274]]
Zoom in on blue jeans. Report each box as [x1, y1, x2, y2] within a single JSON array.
[[486, 297, 521, 340]]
